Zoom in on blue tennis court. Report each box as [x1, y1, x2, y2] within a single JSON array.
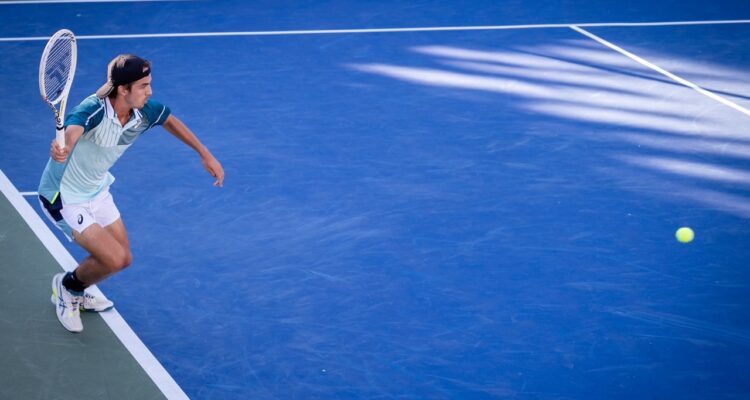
[[2, 1, 750, 398]]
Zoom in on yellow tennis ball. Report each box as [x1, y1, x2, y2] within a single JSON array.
[[676, 227, 694, 243]]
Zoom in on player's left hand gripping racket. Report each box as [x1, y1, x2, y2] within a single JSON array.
[[39, 29, 77, 149]]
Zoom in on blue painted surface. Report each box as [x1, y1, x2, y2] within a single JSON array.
[[2, 2, 750, 399]]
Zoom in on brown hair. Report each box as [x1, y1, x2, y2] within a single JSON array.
[[108, 83, 129, 100]]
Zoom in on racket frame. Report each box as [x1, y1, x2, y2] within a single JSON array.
[[39, 29, 77, 149]]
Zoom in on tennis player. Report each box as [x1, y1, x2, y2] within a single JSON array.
[[39, 54, 224, 332]]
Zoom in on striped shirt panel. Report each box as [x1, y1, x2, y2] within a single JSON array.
[[38, 94, 171, 204]]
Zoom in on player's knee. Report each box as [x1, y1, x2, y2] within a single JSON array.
[[105, 247, 131, 272], [121, 250, 133, 270], [114, 250, 132, 271]]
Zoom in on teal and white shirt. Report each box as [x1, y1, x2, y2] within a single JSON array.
[[39, 94, 171, 204]]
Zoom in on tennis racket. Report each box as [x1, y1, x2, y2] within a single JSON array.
[[39, 29, 77, 149]]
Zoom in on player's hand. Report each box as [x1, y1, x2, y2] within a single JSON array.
[[50, 140, 69, 163], [202, 153, 225, 187]]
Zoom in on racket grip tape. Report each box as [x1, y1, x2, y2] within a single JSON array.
[[55, 124, 65, 149]]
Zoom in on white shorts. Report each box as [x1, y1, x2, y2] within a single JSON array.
[[40, 187, 121, 241]]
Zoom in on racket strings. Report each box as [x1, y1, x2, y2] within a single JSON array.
[[43, 35, 74, 104]]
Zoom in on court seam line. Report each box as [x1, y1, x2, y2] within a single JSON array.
[[1, 19, 749, 41], [0, 169, 188, 400], [570, 25, 750, 118]]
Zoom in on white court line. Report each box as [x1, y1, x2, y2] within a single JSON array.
[[570, 25, 750, 118], [0, 19, 749, 42], [20, 191, 38, 196], [0, 169, 188, 400]]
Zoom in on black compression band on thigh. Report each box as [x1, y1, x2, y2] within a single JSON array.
[[39, 194, 64, 222]]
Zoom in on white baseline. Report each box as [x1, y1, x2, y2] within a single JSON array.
[[0, 19, 749, 42]]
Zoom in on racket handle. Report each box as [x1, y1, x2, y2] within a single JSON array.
[[55, 124, 65, 149]]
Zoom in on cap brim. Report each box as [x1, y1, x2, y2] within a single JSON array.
[[96, 81, 114, 98]]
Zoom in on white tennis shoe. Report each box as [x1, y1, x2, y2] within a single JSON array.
[[50, 283, 114, 312], [80, 291, 114, 312], [51, 273, 83, 333]]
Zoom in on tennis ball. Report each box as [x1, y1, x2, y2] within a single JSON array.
[[675, 227, 694, 243]]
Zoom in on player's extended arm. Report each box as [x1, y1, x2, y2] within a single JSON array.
[[50, 125, 84, 164], [162, 114, 225, 187]]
